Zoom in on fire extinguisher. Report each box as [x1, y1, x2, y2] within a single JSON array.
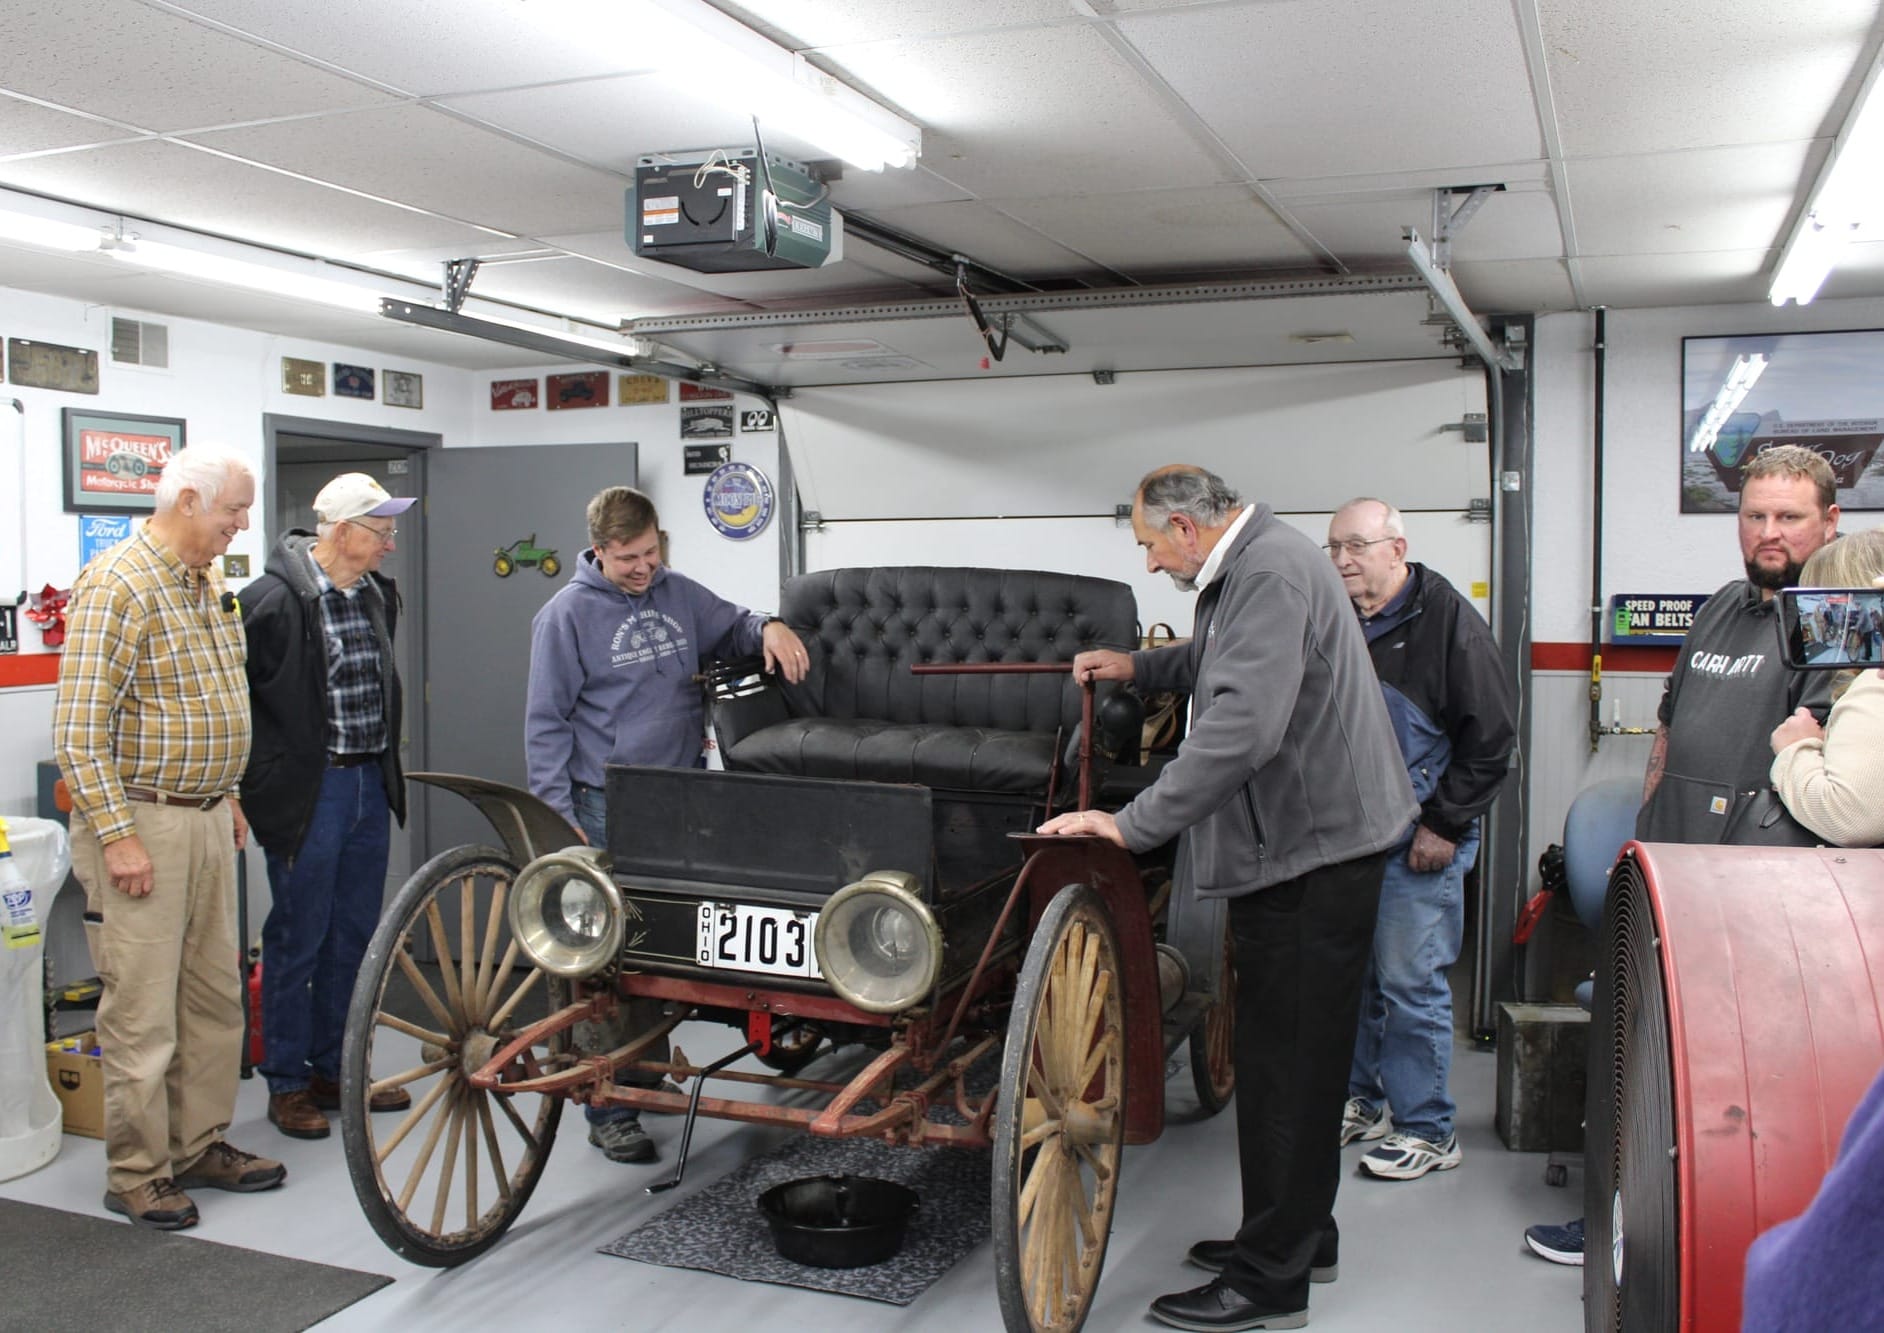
[[246, 948, 264, 1070]]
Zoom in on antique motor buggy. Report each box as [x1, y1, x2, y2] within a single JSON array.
[[338, 566, 1234, 1332]]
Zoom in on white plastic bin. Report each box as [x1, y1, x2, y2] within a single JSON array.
[[0, 815, 71, 1179]]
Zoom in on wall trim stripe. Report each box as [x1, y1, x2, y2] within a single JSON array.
[[0, 654, 61, 688], [1530, 642, 1677, 673]]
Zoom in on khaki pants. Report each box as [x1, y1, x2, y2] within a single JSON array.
[[70, 804, 242, 1193]]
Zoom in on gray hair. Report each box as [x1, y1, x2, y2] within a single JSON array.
[[1137, 466, 1242, 530], [155, 445, 252, 512], [1336, 497, 1406, 539]]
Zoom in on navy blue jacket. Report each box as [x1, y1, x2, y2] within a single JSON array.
[[1359, 563, 1515, 845], [241, 531, 407, 860]]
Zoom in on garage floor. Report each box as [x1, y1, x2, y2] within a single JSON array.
[[4, 1025, 1582, 1331]]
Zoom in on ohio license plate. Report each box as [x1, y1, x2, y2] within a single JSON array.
[[696, 902, 820, 978]]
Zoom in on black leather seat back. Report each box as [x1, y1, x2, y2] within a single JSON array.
[[779, 566, 1137, 729], [723, 567, 1137, 796]]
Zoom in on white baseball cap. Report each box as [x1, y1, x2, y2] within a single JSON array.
[[313, 473, 417, 524]]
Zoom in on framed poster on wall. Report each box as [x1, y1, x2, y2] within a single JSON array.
[[1682, 328, 1884, 512], [62, 409, 186, 514]]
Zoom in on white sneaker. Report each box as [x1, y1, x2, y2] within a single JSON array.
[[1339, 1097, 1390, 1146], [1359, 1131, 1462, 1180]]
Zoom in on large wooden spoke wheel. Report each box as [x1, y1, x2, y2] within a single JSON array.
[[992, 885, 1126, 1332], [1189, 923, 1236, 1114], [341, 845, 567, 1266]]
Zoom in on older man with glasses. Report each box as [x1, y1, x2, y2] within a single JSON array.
[[240, 472, 415, 1140], [1325, 497, 1515, 1183]]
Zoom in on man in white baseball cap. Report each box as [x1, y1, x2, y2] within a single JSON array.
[[311, 473, 416, 525], [241, 471, 415, 1139]]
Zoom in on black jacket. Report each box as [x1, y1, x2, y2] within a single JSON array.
[[240, 531, 406, 859], [1360, 562, 1516, 844]]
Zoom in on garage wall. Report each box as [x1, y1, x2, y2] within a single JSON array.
[[782, 359, 1493, 629], [0, 287, 474, 818], [1525, 294, 1884, 872]]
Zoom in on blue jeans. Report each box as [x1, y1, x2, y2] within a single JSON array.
[[569, 780, 657, 1127], [260, 762, 391, 1095], [1347, 828, 1478, 1144]]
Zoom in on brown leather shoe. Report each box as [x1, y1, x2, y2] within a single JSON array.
[[104, 1177, 198, 1229], [268, 1089, 331, 1139], [176, 1140, 287, 1192], [309, 1073, 412, 1113]]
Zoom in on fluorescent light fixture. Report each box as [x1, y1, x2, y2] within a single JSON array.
[[1687, 353, 1768, 453], [584, 0, 919, 171], [109, 238, 389, 311], [381, 299, 774, 397], [1772, 51, 1884, 305], [0, 206, 103, 252]]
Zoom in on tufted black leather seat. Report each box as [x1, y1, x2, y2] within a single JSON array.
[[721, 566, 1138, 797]]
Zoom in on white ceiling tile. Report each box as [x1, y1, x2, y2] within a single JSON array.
[[726, 0, 1075, 47], [0, 1, 399, 131], [155, 0, 669, 95], [1574, 251, 1775, 309], [1267, 160, 1553, 205], [1537, 0, 1879, 157], [824, 26, 1226, 197], [1567, 143, 1822, 257], [1449, 258, 1578, 314], [0, 95, 142, 158], [439, 77, 808, 176], [857, 199, 1117, 279], [1289, 186, 1565, 264], [997, 186, 1317, 274], [1115, 0, 1543, 179], [0, 139, 509, 257], [186, 106, 629, 239]]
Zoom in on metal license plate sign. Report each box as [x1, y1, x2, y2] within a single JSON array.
[[696, 901, 819, 977]]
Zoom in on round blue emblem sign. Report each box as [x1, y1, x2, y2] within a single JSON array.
[[703, 461, 775, 540]]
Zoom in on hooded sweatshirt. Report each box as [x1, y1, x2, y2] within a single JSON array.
[[525, 549, 770, 820]]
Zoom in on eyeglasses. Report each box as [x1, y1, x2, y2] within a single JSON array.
[[348, 521, 397, 546], [1323, 537, 1395, 557]]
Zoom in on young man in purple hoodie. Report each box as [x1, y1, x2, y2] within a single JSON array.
[[524, 485, 806, 1162]]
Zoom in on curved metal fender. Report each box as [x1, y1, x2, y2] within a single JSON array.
[[407, 772, 583, 867]]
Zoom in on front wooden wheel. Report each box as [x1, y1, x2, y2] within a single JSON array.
[[992, 885, 1125, 1332], [1189, 923, 1236, 1114], [341, 845, 567, 1267]]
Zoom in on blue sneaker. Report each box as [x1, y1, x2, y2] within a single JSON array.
[[1524, 1217, 1585, 1266]]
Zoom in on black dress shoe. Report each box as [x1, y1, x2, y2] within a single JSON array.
[[1187, 1237, 1338, 1283], [1148, 1277, 1308, 1331]]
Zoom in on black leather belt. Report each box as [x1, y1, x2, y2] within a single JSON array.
[[329, 752, 381, 768], [123, 786, 224, 810]]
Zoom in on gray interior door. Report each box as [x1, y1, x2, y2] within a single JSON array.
[[422, 442, 640, 862]]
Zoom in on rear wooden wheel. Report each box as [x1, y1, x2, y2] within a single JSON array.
[[992, 885, 1125, 1332], [1189, 923, 1236, 1114], [341, 844, 567, 1266]]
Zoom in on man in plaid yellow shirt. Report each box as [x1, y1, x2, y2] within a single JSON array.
[[54, 445, 287, 1229]]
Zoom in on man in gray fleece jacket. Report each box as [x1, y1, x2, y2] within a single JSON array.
[[1040, 465, 1416, 1332]]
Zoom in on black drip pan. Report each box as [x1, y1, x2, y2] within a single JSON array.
[[758, 1174, 919, 1268]]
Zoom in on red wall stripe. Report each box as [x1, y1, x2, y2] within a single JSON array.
[[8, 646, 1674, 686], [1531, 641, 1677, 673], [0, 653, 62, 687]]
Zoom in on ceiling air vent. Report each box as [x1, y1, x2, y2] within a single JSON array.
[[111, 317, 169, 368]]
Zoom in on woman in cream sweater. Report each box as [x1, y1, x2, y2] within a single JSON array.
[[1768, 528, 1884, 847]]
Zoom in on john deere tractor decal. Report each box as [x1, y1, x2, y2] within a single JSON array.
[[494, 535, 562, 578]]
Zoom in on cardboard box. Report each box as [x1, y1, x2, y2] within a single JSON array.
[[46, 1030, 104, 1139]]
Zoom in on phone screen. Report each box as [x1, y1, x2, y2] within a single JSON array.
[[1778, 587, 1884, 670]]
